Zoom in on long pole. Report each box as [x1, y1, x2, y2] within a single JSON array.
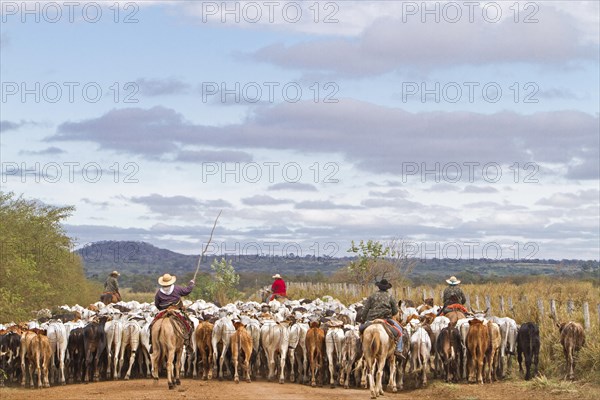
[[193, 210, 222, 281]]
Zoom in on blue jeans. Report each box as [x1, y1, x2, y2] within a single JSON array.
[[389, 319, 403, 352]]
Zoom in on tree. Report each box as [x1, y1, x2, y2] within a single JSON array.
[[345, 239, 416, 286], [190, 258, 240, 304], [0, 192, 99, 321]]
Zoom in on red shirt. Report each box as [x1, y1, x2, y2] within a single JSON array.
[[271, 278, 286, 296]]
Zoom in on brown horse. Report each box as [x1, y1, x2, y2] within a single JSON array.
[[445, 310, 465, 326], [100, 292, 120, 305], [151, 311, 186, 389]]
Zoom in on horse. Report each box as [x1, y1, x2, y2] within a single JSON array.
[[100, 292, 120, 305], [151, 310, 186, 389], [362, 322, 397, 399]]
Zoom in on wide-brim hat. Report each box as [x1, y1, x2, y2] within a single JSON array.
[[158, 273, 176, 286], [376, 279, 392, 290], [272, 274, 282, 279], [111, 270, 120, 276], [446, 276, 461, 285]]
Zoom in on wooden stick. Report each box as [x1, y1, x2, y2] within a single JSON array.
[[193, 210, 222, 281]]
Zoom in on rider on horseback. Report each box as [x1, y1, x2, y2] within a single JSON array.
[[440, 276, 468, 315], [151, 273, 196, 350], [360, 279, 404, 358], [103, 271, 121, 302], [268, 273, 287, 301]]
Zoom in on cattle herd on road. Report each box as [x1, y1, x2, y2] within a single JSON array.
[[0, 295, 587, 398]]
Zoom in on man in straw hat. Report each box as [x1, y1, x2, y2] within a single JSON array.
[[360, 279, 404, 357], [439, 275, 467, 315], [268, 273, 287, 301], [154, 273, 195, 310], [150, 273, 196, 352], [103, 270, 121, 301]]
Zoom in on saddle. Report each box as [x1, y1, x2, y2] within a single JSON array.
[[359, 319, 402, 341], [441, 303, 468, 315], [153, 309, 192, 334]]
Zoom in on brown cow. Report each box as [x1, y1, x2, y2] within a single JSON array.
[[305, 321, 325, 387], [467, 319, 489, 384], [485, 322, 501, 382], [194, 321, 214, 380], [555, 319, 586, 380], [230, 321, 253, 383], [20, 330, 52, 388]]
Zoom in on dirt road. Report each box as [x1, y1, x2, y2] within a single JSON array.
[[2, 378, 598, 400]]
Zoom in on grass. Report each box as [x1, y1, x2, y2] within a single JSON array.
[[287, 278, 600, 383]]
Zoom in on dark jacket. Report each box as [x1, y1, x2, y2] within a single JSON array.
[[154, 281, 195, 310], [104, 276, 119, 293], [361, 290, 398, 321], [442, 285, 466, 306]]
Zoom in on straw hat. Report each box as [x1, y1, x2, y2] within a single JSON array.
[[272, 274, 282, 279], [158, 273, 177, 286], [110, 270, 120, 277], [446, 276, 461, 285]]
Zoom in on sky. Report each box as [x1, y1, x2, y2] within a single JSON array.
[[1, 0, 599, 262]]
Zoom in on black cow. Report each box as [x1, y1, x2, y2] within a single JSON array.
[[436, 325, 462, 382], [67, 327, 86, 383], [0, 332, 21, 386], [517, 322, 540, 380], [83, 317, 108, 382]]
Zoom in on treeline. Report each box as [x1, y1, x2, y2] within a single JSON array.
[[0, 192, 100, 322]]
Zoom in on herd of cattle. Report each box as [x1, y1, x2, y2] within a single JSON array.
[[0, 295, 587, 398]]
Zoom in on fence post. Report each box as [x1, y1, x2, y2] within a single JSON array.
[[422, 288, 428, 301], [429, 289, 435, 300], [465, 294, 471, 309], [406, 286, 412, 299], [583, 302, 590, 331], [550, 299, 557, 319], [537, 298, 544, 320], [475, 295, 480, 310], [499, 296, 505, 315], [567, 299, 574, 316], [485, 295, 492, 317], [597, 303, 600, 327], [508, 297, 514, 314]]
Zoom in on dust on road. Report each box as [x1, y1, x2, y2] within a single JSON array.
[[1, 378, 599, 400]]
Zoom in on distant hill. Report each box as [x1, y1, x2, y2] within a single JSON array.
[[77, 241, 596, 280], [76, 240, 347, 278]]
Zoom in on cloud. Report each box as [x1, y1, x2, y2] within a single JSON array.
[[19, 146, 66, 156], [463, 185, 499, 194], [135, 77, 190, 96], [536, 189, 599, 208], [368, 188, 410, 198], [48, 103, 599, 180], [241, 195, 294, 206], [175, 149, 253, 163], [1, 120, 26, 132], [428, 183, 461, 192], [251, 6, 596, 76], [268, 182, 318, 192], [130, 193, 232, 218], [295, 200, 362, 210]]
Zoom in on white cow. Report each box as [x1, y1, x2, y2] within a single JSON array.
[[104, 316, 124, 379], [325, 323, 345, 388], [260, 319, 289, 383], [287, 321, 308, 384], [46, 321, 68, 385], [410, 325, 432, 387], [212, 313, 235, 380]]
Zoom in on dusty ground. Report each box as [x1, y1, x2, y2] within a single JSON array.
[[1, 378, 599, 400]]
